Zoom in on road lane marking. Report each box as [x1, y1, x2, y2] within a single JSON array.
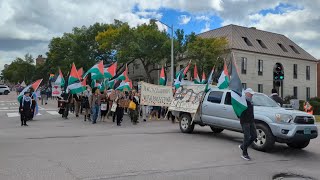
[[47, 111, 60, 115], [7, 113, 20, 117], [0, 107, 9, 110]]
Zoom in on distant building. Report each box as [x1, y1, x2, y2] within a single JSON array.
[[317, 61, 320, 97], [198, 24, 318, 100], [36, 55, 46, 66]]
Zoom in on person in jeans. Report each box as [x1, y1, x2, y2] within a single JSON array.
[[239, 88, 257, 161], [90, 88, 101, 124]]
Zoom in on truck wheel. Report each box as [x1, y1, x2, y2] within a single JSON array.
[[252, 123, 275, 152], [179, 113, 194, 133], [210, 126, 224, 133], [287, 140, 310, 149], [4, 91, 9, 95]]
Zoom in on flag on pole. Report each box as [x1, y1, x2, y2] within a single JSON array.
[[17, 79, 43, 102], [67, 63, 85, 94], [205, 67, 214, 92], [55, 68, 65, 87], [116, 80, 132, 91], [201, 72, 207, 84], [193, 64, 200, 84], [116, 64, 128, 81], [49, 74, 54, 81], [174, 61, 191, 89], [104, 62, 117, 79], [107, 79, 116, 89], [77, 68, 84, 79], [159, 66, 166, 86], [81, 77, 87, 87], [217, 61, 230, 89], [229, 54, 247, 118], [83, 61, 104, 80]]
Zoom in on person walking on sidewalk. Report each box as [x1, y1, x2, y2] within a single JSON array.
[[239, 88, 257, 161], [90, 88, 101, 124]]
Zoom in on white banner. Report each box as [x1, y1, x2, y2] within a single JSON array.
[[52, 84, 62, 97], [169, 85, 206, 113], [140, 82, 173, 107]]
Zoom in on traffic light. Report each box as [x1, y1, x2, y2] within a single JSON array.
[[273, 63, 284, 81]]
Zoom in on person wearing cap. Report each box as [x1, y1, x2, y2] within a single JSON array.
[[239, 88, 257, 161], [19, 91, 33, 126]]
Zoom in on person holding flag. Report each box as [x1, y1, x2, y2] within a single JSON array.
[[19, 90, 32, 126]]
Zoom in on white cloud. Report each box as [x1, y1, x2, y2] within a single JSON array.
[[195, 15, 210, 21], [179, 15, 191, 25], [201, 22, 211, 33]]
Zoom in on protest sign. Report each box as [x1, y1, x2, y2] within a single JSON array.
[[119, 99, 130, 108], [168, 85, 205, 113], [140, 82, 173, 107], [52, 84, 62, 97]]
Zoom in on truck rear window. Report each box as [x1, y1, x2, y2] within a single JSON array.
[[207, 91, 223, 104]]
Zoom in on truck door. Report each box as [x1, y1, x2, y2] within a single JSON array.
[[220, 92, 242, 131], [201, 90, 224, 126]]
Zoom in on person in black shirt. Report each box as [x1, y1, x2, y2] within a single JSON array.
[[19, 91, 32, 126], [239, 88, 257, 161], [270, 89, 284, 107]]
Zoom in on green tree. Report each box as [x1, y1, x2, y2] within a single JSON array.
[[187, 37, 228, 75]]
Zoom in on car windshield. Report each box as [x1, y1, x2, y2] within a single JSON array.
[[252, 93, 279, 107]]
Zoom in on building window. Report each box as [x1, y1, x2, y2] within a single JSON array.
[[290, 45, 300, 54], [293, 86, 298, 99], [241, 57, 247, 74], [242, 83, 247, 89], [306, 66, 310, 80], [306, 87, 310, 100], [257, 39, 267, 49], [242, 37, 253, 46], [278, 43, 288, 52], [258, 60, 263, 76], [258, 84, 263, 93], [293, 64, 297, 79]]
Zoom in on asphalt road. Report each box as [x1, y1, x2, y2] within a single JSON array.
[[0, 93, 320, 180]]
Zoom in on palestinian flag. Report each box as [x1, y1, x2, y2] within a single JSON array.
[[107, 79, 116, 89], [159, 66, 166, 86], [116, 80, 132, 91], [116, 64, 128, 81], [217, 62, 230, 89], [193, 64, 200, 84], [205, 67, 214, 92], [17, 79, 43, 102], [104, 62, 117, 79], [174, 61, 191, 89], [81, 77, 87, 87], [229, 55, 247, 118], [67, 63, 85, 94], [55, 68, 65, 87], [77, 68, 84, 79], [83, 61, 104, 80], [201, 72, 207, 84]]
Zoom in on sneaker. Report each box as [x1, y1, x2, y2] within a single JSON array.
[[241, 154, 251, 161]]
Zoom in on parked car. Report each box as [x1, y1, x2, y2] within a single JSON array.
[[0, 85, 10, 95], [174, 86, 318, 151]]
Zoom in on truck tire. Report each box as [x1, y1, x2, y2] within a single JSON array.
[[210, 126, 224, 134], [287, 140, 310, 149], [252, 123, 275, 152], [4, 91, 9, 95], [179, 113, 194, 133]]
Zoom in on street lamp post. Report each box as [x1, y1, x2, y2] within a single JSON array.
[[152, 19, 174, 84]]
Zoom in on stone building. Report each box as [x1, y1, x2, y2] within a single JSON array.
[[36, 55, 46, 66], [198, 24, 318, 100]]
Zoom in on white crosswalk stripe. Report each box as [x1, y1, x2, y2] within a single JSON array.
[[47, 111, 60, 115], [7, 113, 20, 117]]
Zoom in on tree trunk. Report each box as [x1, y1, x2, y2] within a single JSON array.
[[140, 59, 153, 83]]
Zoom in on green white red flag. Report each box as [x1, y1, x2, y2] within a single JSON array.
[[83, 61, 104, 80], [17, 79, 43, 102], [104, 62, 117, 79], [193, 64, 200, 84], [159, 66, 166, 86], [217, 61, 230, 89], [55, 68, 65, 87], [67, 63, 85, 94]]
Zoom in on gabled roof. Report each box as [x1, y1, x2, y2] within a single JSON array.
[[198, 24, 317, 61]]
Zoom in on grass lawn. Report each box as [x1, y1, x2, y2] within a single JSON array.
[[315, 115, 320, 123]]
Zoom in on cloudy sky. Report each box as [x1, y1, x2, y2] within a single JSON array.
[[1, 0, 319, 71]]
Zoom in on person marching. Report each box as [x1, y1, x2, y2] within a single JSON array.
[[100, 90, 109, 122], [129, 91, 139, 125], [90, 87, 101, 124], [81, 87, 91, 121], [73, 93, 82, 117], [19, 91, 33, 126], [62, 90, 72, 119], [115, 92, 125, 126]]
